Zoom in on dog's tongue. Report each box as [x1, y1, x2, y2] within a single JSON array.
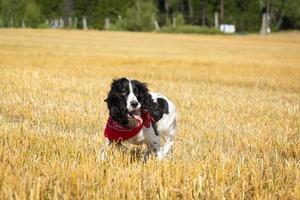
[[133, 114, 142, 121], [128, 114, 142, 121], [126, 114, 142, 128]]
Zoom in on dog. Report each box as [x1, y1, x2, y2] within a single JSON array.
[[100, 77, 177, 160]]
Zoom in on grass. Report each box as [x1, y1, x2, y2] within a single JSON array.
[[0, 29, 299, 199], [159, 25, 223, 34]]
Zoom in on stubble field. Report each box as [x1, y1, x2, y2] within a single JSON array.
[[0, 29, 299, 199]]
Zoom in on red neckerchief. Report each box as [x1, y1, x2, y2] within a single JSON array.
[[104, 110, 154, 142]]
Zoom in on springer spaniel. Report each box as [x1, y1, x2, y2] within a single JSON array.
[[100, 78, 177, 160]]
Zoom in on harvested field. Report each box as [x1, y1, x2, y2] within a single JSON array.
[[0, 29, 299, 199]]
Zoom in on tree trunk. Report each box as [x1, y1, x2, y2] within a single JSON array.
[[172, 15, 176, 27], [74, 17, 78, 29], [260, 13, 267, 35], [82, 17, 87, 30], [21, 19, 26, 28], [180, 0, 184, 13], [220, 0, 224, 23], [165, 0, 169, 24], [214, 12, 219, 29], [266, 0, 272, 32], [59, 17, 64, 28], [188, 0, 194, 22], [276, 11, 283, 30], [200, 0, 206, 26], [9, 18, 13, 28], [68, 17, 73, 28], [104, 17, 110, 31], [63, 0, 73, 26], [154, 20, 160, 30]]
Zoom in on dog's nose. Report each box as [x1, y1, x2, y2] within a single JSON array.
[[130, 101, 138, 108]]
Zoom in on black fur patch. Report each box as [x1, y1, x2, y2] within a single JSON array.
[[157, 98, 169, 114]]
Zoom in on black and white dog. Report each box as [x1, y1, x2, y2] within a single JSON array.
[[101, 78, 177, 160]]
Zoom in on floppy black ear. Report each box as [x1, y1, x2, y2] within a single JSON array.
[[144, 98, 164, 121], [132, 80, 163, 122], [132, 80, 149, 94], [105, 91, 129, 125], [110, 77, 128, 91]]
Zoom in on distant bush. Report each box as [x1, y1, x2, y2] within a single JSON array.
[[159, 25, 223, 35], [36, 22, 49, 29], [174, 13, 185, 26], [109, 17, 127, 31]]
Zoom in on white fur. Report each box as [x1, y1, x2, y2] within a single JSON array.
[[101, 92, 177, 160], [126, 80, 141, 112]]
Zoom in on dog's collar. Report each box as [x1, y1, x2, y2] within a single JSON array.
[[104, 110, 154, 142]]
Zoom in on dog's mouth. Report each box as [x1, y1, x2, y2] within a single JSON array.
[[127, 108, 141, 118], [126, 108, 142, 128]]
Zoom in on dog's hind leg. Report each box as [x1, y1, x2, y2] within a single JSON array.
[[161, 134, 175, 157], [161, 120, 176, 158]]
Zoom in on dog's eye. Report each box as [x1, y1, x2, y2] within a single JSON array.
[[120, 88, 127, 94], [121, 89, 127, 96]]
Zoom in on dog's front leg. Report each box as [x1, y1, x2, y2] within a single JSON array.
[[144, 132, 163, 160], [99, 139, 112, 161]]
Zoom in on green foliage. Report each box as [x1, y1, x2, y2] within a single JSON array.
[[36, 22, 50, 28], [0, 0, 24, 27], [223, 0, 261, 31], [72, 0, 134, 29], [122, 0, 157, 31], [24, 0, 41, 27], [111, 17, 127, 31], [159, 25, 223, 34], [36, 0, 63, 19], [272, 0, 300, 29], [174, 13, 185, 26], [0, 0, 299, 31], [0, 17, 4, 27]]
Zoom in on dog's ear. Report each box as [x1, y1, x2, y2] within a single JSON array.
[[132, 80, 149, 94], [105, 91, 129, 125], [110, 77, 128, 90], [132, 80, 163, 122], [109, 106, 129, 125]]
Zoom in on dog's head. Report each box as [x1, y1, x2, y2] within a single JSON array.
[[105, 78, 162, 125]]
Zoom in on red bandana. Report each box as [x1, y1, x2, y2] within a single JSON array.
[[104, 110, 154, 142]]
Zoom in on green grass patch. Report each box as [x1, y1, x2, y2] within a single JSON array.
[[159, 25, 223, 35]]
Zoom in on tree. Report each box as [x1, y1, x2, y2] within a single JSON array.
[[200, 0, 206, 26], [123, 0, 157, 31], [62, 0, 73, 26], [0, 0, 24, 27], [24, 0, 41, 27], [220, 0, 224, 22], [36, 0, 63, 19], [1, 0, 299, 30], [271, 0, 300, 29]]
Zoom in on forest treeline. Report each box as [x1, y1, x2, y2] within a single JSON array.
[[0, 0, 299, 32]]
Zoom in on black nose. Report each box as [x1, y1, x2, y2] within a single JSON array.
[[130, 101, 138, 108]]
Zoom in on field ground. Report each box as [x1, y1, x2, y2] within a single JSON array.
[[0, 29, 299, 199]]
